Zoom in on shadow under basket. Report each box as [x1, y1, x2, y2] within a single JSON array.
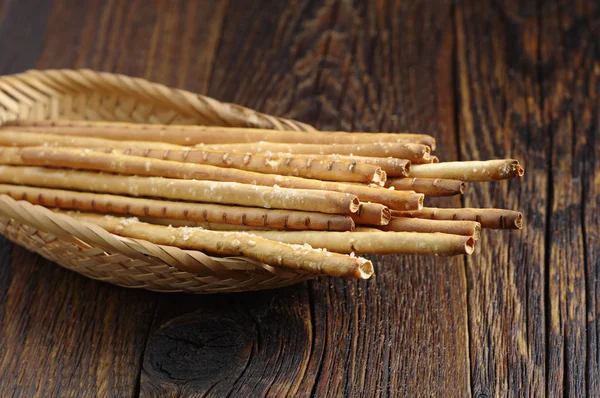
[[0, 69, 319, 293]]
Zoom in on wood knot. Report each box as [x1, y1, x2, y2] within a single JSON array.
[[143, 312, 254, 383]]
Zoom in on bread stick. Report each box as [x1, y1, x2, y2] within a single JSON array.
[[62, 211, 374, 279], [113, 148, 386, 184], [410, 160, 524, 181], [0, 184, 355, 231], [272, 153, 411, 177], [0, 166, 360, 214], [350, 203, 391, 226], [236, 230, 475, 256], [201, 141, 431, 161], [139, 217, 273, 231], [385, 178, 466, 196], [376, 217, 481, 239], [0, 130, 183, 150], [5, 119, 436, 148], [391, 207, 523, 229]]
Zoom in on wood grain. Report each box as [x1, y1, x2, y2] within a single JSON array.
[[0, 247, 156, 396], [455, 0, 548, 395], [540, 1, 600, 395]]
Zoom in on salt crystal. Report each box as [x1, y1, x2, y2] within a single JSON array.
[[120, 217, 139, 227], [178, 227, 195, 241], [266, 158, 282, 168]]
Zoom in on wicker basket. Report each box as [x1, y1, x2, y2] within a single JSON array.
[[0, 69, 320, 293]]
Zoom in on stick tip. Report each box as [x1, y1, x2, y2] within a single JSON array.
[[356, 257, 374, 279], [349, 196, 361, 213], [373, 169, 387, 186], [472, 223, 482, 241], [514, 212, 523, 229], [465, 237, 475, 255], [381, 207, 391, 225], [417, 194, 424, 210], [459, 182, 466, 194]]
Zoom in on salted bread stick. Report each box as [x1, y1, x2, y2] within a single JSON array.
[[273, 153, 411, 177], [112, 148, 386, 184], [61, 211, 373, 279], [0, 130, 183, 150], [0, 184, 355, 231], [0, 166, 360, 214], [391, 207, 523, 229], [201, 141, 431, 161], [0, 133, 385, 184], [291, 154, 411, 177], [139, 217, 273, 231], [350, 203, 391, 226], [5, 120, 436, 148], [236, 231, 475, 256], [0, 147, 422, 210], [385, 178, 466, 196], [410, 160, 524, 181], [374, 217, 481, 239]]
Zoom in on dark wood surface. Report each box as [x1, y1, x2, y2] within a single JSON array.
[[0, 0, 597, 396]]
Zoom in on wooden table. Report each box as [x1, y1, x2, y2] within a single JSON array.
[[0, 0, 597, 396]]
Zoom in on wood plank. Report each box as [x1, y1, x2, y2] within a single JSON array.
[[455, 0, 548, 396], [539, 1, 599, 395], [140, 1, 471, 396]]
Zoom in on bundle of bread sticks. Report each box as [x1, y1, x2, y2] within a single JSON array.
[[0, 120, 524, 280]]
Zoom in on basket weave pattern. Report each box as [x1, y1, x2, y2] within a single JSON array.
[[0, 69, 318, 293]]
